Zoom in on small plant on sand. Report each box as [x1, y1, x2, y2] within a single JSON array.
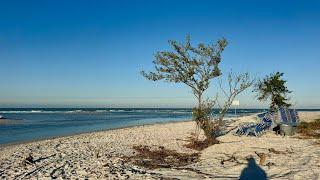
[[297, 118, 320, 138], [191, 99, 220, 147], [254, 72, 292, 112]]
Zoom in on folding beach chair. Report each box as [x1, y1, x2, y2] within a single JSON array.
[[257, 112, 266, 120], [279, 107, 289, 124], [253, 117, 273, 136], [288, 109, 299, 125], [234, 123, 256, 136], [235, 116, 273, 137], [278, 107, 300, 125]]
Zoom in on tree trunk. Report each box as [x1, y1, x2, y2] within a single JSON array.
[[198, 93, 202, 109]]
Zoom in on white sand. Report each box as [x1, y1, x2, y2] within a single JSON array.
[[0, 111, 320, 179]]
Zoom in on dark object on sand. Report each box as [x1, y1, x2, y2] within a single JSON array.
[[255, 152, 267, 165], [272, 125, 281, 135], [239, 157, 267, 180], [0, 115, 6, 119], [25, 155, 35, 165]]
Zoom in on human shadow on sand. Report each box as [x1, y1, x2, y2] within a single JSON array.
[[239, 157, 267, 180]]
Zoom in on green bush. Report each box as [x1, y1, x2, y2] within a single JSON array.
[[192, 101, 220, 142]]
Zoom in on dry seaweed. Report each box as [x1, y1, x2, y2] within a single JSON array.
[[124, 145, 199, 169], [184, 133, 219, 151]]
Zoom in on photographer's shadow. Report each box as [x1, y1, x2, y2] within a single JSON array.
[[239, 157, 267, 180]]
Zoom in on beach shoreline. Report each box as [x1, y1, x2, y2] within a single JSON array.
[[0, 119, 193, 148], [1, 111, 320, 179], [0, 113, 253, 148]]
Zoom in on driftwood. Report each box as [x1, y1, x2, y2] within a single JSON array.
[[24, 155, 35, 165], [24, 154, 56, 165], [50, 164, 65, 179], [34, 154, 56, 163], [16, 153, 58, 179], [268, 148, 285, 154], [220, 155, 240, 165], [266, 162, 276, 168], [15, 163, 49, 179], [255, 152, 267, 165]]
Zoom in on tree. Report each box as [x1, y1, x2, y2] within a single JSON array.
[[141, 36, 254, 143], [217, 72, 254, 124], [255, 72, 292, 111], [192, 72, 254, 141], [141, 35, 228, 109]]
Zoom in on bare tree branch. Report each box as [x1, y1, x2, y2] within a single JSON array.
[[216, 72, 255, 124]]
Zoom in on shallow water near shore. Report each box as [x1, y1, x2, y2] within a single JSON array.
[[0, 108, 273, 145]]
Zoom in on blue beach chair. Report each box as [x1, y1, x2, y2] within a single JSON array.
[[275, 107, 300, 135], [288, 109, 299, 125], [258, 112, 277, 129], [257, 112, 267, 120], [278, 107, 300, 125], [235, 108, 299, 137], [260, 115, 272, 123], [253, 117, 273, 136], [235, 115, 273, 137], [279, 107, 289, 124], [234, 123, 256, 136]]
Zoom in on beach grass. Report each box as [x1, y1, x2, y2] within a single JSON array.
[[297, 118, 320, 138]]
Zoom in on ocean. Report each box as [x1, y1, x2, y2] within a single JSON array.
[[0, 108, 283, 145]]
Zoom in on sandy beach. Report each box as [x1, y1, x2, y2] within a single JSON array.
[[2, 0, 320, 179], [1, 111, 320, 179]]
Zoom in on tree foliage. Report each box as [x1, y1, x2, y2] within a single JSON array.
[[141, 35, 255, 143], [255, 72, 291, 111], [141, 35, 228, 108]]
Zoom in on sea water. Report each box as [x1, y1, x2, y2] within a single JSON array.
[[0, 108, 266, 145]]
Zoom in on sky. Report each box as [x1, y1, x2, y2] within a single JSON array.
[[0, 0, 319, 108]]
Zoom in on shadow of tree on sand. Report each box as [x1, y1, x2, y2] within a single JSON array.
[[239, 157, 267, 180]]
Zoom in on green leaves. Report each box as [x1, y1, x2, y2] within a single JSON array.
[[255, 72, 292, 111], [141, 35, 228, 107]]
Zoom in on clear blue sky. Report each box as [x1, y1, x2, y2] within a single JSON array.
[[0, 0, 319, 108]]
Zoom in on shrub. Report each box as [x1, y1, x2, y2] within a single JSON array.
[[255, 72, 292, 112], [297, 119, 320, 138], [192, 100, 221, 142]]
